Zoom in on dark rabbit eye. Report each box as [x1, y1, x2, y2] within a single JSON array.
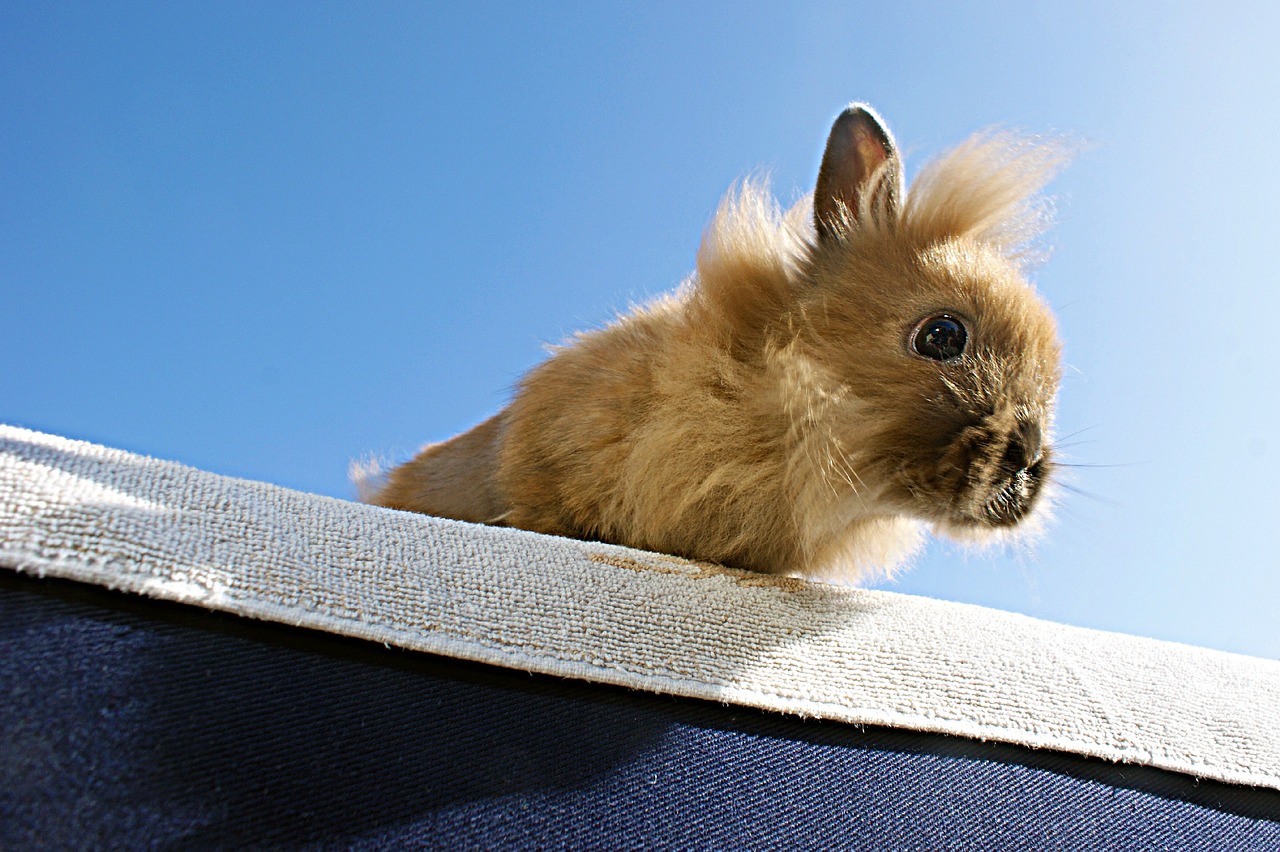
[[912, 314, 967, 361]]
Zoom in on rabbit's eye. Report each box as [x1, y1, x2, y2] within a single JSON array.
[[912, 314, 967, 361]]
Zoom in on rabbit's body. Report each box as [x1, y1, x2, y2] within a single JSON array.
[[365, 105, 1067, 581]]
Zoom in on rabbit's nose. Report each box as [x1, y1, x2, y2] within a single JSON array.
[[1003, 420, 1044, 472]]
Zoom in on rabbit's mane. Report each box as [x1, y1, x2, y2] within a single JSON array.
[[694, 130, 1069, 329], [901, 130, 1070, 257]]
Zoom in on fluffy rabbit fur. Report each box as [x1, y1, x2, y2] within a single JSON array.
[[362, 105, 1068, 581]]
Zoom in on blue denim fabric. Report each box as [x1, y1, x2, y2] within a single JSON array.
[[2, 571, 1277, 850]]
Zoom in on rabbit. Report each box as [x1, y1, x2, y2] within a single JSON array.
[[359, 104, 1069, 582]]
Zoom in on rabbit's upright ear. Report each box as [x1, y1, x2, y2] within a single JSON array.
[[814, 105, 903, 243]]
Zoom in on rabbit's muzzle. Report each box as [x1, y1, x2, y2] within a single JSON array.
[[937, 416, 1050, 529]]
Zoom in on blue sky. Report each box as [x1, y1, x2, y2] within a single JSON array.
[[3, 2, 1277, 659]]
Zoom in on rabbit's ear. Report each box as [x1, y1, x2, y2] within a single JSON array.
[[814, 105, 903, 243]]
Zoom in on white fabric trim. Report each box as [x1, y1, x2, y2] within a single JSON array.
[[2, 424, 1277, 790]]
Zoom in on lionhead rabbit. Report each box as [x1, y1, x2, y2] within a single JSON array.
[[361, 104, 1068, 581]]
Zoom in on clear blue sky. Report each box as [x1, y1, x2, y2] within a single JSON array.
[[3, 2, 1277, 658]]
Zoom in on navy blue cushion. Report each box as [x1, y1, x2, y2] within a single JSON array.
[[2, 571, 1277, 849]]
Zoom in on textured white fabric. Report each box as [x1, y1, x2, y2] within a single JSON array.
[[1, 424, 1277, 790]]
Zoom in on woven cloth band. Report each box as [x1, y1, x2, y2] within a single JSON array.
[[2, 424, 1277, 790]]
